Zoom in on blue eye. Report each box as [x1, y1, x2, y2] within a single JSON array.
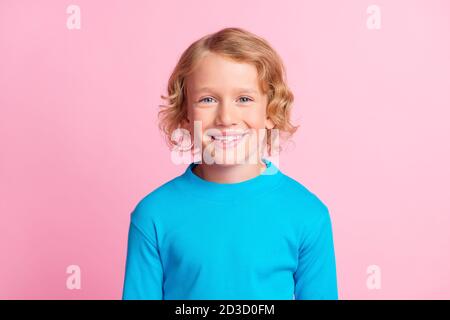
[[239, 96, 253, 103], [199, 97, 215, 104]]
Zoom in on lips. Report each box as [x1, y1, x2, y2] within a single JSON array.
[[212, 134, 245, 141], [210, 130, 248, 139], [209, 130, 249, 147]]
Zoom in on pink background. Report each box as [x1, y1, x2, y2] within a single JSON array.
[[1, 0, 449, 299]]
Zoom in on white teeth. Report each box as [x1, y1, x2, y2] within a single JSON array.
[[213, 135, 243, 141]]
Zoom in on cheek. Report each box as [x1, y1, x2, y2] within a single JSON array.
[[189, 109, 214, 143], [192, 108, 213, 121], [241, 106, 267, 127]]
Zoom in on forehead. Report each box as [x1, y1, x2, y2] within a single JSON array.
[[186, 53, 262, 94]]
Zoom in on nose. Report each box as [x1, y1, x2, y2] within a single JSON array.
[[214, 100, 239, 127]]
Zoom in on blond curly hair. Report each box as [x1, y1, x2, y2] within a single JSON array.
[[158, 27, 299, 155]]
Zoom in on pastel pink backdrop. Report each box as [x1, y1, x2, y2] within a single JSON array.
[[1, 0, 449, 299]]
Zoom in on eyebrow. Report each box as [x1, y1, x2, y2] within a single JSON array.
[[194, 87, 258, 94]]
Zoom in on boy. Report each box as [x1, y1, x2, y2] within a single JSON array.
[[122, 27, 338, 300]]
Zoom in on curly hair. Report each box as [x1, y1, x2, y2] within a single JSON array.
[[158, 27, 299, 155]]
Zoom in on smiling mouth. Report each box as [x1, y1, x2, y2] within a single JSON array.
[[210, 131, 249, 148]]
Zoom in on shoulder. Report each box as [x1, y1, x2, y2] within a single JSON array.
[[279, 173, 331, 223], [129, 174, 185, 228], [279, 174, 335, 248]]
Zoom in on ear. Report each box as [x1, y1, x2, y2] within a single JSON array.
[[265, 116, 275, 129]]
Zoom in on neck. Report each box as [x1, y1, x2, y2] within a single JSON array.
[[193, 160, 267, 184]]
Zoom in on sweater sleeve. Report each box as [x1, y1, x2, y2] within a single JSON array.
[[293, 204, 338, 300], [122, 219, 164, 300]]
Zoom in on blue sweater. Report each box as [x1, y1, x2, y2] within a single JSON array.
[[122, 159, 338, 300]]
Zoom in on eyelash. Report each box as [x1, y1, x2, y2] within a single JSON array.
[[198, 96, 253, 104]]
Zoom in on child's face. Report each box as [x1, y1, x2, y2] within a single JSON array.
[[183, 52, 274, 165]]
